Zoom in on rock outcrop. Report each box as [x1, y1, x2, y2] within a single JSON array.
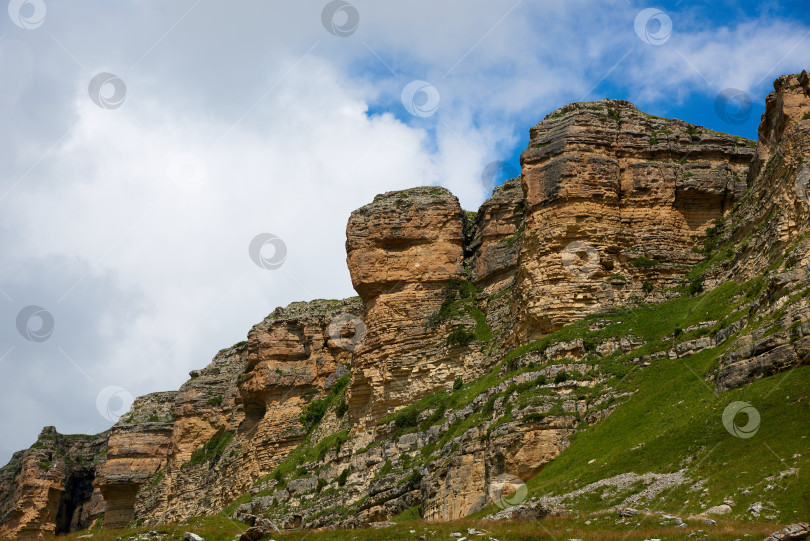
[[346, 187, 473, 429], [0, 427, 108, 538], [514, 98, 755, 340], [709, 71, 810, 390], [4, 75, 810, 537]]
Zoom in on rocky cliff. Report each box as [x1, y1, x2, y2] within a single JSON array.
[[0, 428, 107, 537], [514, 98, 753, 340], [2, 72, 809, 538]]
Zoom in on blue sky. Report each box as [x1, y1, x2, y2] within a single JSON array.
[[0, 0, 808, 464], [359, 0, 810, 189]]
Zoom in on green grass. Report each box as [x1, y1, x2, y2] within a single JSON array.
[[392, 506, 421, 522], [465, 305, 493, 341], [527, 356, 810, 520], [44, 513, 787, 541], [184, 431, 234, 468], [299, 374, 350, 430], [227, 219, 807, 527], [447, 326, 475, 346], [629, 256, 658, 268]]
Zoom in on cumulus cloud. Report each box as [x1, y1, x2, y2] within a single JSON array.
[[0, 0, 808, 463]]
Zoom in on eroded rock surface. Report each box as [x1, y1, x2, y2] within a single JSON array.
[[346, 187, 471, 429], [0, 427, 108, 538], [514, 99, 754, 340], [5, 80, 810, 536]]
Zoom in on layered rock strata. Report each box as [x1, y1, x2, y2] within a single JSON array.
[[10, 83, 810, 535], [708, 71, 810, 390], [514, 99, 755, 340], [346, 187, 472, 430], [0, 427, 108, 538]]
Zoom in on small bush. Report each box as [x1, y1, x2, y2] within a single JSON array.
[[804, 111, 810, 120], [688, 275, 704, 296], [316, 477, 328, 493], [272, 468, 286, 489], [629, 257, 658, 268], [378, 459, 393, 477], [453, 376, 463, 391], [298, 374, 351, 430], [703, 218, 724, 252], [523, 412, 545, 423], [447, 327, 475, 346], [426, 278, 480, 328], [185, 431, 234, 467], [299, 400, 329, 429], [642, 281, 654, 294], [482, 396, 496, 416], [554, 371, 569, 384], [148, 470, 164, 489], [206, 395, 223, 407], [337, 468, 350, 486], [394, 407, 419, 429], [335, 397, 348, 418]]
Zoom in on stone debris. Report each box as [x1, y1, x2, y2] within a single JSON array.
[[704, 504, 732, 515], [764, 522, 810, 541]]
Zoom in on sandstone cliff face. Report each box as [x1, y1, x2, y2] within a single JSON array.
[[7, 81, 810, 536], [0, 427, 108, 538], [103, 298, 361, 528], [346, 187, 471, 429], [467, 177, 525, 291], [514, 99, 754, 341], [706, 71, 810, 391]]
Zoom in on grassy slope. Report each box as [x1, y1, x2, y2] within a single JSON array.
[[29, 514, 785, 541], [477, 275, 809, 522], [24, 248, 810, 540]]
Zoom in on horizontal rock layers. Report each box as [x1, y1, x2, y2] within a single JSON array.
[[10, 76, 810, 535], [514, 99, 755, 341]]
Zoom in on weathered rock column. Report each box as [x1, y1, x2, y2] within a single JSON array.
[[346, 187, 466, 429]]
